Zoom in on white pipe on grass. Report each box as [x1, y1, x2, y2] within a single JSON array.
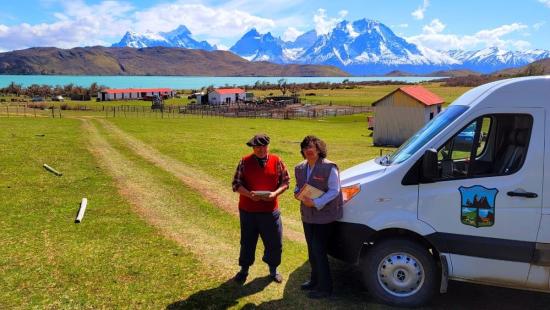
[[43, 163, 63, 176], [75, 198, 88, 223]]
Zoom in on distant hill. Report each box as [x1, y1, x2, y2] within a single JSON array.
[[384, 70, 412, 77], [494, 57, 550, 76], [0, 46, 349, 76], [439, 57, 550, 87], [384, 69, 480, 77], [426, 69, 481, 77]]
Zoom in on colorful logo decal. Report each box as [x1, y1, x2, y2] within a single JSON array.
[[459, 185, 498, 227]]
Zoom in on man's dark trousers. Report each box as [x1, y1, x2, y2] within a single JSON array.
[[239, 209, 283, 268], [303, 222, 333, 293]]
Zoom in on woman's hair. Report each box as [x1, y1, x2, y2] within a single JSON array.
[[300, 135, 327, 159]]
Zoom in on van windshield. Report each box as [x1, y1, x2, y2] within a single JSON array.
[[386, 105, 468, 165]]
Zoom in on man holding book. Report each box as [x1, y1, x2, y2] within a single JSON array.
[[232, 133, 290, 284], [294, 135, 343, 299]]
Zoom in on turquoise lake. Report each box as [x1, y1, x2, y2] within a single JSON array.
[[0, 75, 441, 89]]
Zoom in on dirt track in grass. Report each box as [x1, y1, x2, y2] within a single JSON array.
[[81, 119, 240, 275], [95, 118, 305, 243]]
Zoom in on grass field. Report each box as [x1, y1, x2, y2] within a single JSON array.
[[1, 82, 471, 109], [0, 116, 381, 308], [253, 83, 471, 106], [4, 83, 550, 308]]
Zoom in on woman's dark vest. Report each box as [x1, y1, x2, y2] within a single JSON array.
[[295, 158, 343, 224]]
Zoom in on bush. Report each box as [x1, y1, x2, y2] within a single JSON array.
[[27, 102, 50, 110]]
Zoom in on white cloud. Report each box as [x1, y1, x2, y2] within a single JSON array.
[[0, 0, 281, 51], [539, 0, 550, 8], [422, 19, 445, 34], [411, 0, 430, 20], [512, 40, 531, 50], [282, 27, 303, 42], [533, 21, 546, 30], [408, 19, 530, 51], [338, 10, 349, 19], [394, 23, 409, 28], [313, 8, 345, 35], [0, 0, 134, 51], [133, 2, 275, 39]]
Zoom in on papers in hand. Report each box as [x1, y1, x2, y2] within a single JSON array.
[[296, 184, 325, 201], [251, 190, 271, 197]]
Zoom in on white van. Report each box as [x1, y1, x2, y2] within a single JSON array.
[[332, 76, 550, 307]]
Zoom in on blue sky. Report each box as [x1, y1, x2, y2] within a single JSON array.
[[0, 0, 549, 52]]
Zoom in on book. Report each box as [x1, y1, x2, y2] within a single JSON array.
[[251, 190, 271, 197], [296, 184, 325, 201]]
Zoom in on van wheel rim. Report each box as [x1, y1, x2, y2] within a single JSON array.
[[377, 252, 425, 297]]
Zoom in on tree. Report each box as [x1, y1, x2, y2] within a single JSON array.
[[6, 82, 22, 96], [89, 82, 100, 97], [278, 78, 288, 96], [289, 83, 300, 97]]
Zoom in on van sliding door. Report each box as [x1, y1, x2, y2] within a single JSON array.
[[418, 107, 544, 285]]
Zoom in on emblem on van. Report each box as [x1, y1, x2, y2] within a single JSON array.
[[459, 185, 498, 228]]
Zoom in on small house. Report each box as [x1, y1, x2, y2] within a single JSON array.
[[372, 85, 444, 146], [97, 88, 176, 101], [208, 88, 245, 105]]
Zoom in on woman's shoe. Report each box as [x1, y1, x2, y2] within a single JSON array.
[[300, 280, 317, 290]]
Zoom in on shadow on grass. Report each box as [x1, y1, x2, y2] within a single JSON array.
[[167, 259, 550, 310], [254, 260, 550, 310], [167, 275, 273, 309]]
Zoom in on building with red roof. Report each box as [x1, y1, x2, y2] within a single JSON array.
[[371, 85, 445, 146], [98, 88, 176, 101], [208, 88, 246, 105]]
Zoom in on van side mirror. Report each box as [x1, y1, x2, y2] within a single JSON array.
[[422, 148, 438, 181]]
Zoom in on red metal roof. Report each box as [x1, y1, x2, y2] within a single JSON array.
[[399, 86, 444, 106], [214, 88, 245, 94], [103, 88, 173, 94]]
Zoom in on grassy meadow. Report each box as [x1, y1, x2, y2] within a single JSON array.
[[0, 115, 384, 309], [1, 82, 470, 111], [4, 84, 550, 309], [253, 83, 471, 106]]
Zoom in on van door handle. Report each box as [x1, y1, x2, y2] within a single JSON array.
[[507, 191, 538, 198]]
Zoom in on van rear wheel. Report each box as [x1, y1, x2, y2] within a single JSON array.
[[361, 238, 437, 307]]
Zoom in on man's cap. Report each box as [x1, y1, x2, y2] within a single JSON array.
[[246, 134, 270, 147]]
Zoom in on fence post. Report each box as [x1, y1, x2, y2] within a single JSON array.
[[52, 107, 55, 118]]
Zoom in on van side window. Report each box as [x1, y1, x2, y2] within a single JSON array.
[[432, 114, 532, 181]]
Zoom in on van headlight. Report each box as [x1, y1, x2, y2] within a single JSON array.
[[342, 184, 361, 204]]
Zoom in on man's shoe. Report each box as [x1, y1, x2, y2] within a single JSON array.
[[234, 271, 248, 284], [307, 290, 331, 299], [300, 280, 317, 290], [270, 273, 283, 283]]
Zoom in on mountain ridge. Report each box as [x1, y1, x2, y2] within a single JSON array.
[[0, 46, 348, 76]]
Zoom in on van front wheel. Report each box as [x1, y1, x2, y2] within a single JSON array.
[[361, 239, 437, 307]]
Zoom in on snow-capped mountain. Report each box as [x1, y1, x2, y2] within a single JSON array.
[[229, 19, 550, 75], [229, 28, 285, 62], [282, 30, 318, 61], [229, 29, 319, 62], [111, 20, 550, 75], [112, 25, 215, 50], [112, 31, 171, 48], [443, 47, 550, 72], [297, 19, 461, 74]]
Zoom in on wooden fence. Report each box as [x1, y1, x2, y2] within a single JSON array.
[[0, 102, 372, 119]]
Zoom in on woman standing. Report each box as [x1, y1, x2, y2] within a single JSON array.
[[294, 135, 343, 299]]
